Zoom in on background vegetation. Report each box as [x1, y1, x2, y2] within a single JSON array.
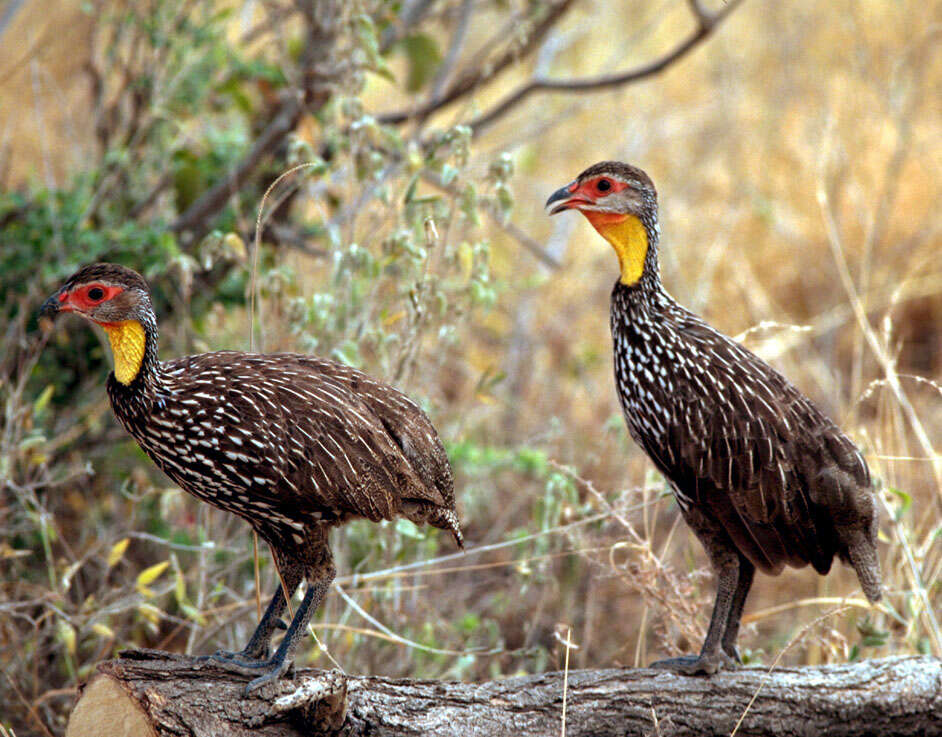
[[1, 1, 938, 734]]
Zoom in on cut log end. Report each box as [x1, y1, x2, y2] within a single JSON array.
[[66, 675, 156, 737]]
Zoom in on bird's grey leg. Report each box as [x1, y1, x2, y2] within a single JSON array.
[[201, 562, 304, 666], [243, 553, 336, 695], [205, 533, 336, 695], [721, 556, 755, 662], [239, 562, 304, 660], [651, 555, 740, 674], [651, 509, 741, 675]]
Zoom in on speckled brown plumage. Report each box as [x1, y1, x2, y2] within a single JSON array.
[[548, 162, 881, 674], [41, 263, 462, 693]]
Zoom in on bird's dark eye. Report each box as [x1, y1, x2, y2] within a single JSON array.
[[597, 179, 611, 192], [87, 287, 105, 301]]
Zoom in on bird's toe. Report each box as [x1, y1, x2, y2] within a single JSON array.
[[244, 658, 293, 695], [650, 652, 736, 675], [199, 650, 272, 671]]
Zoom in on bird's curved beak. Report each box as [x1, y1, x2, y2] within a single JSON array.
[[39, 287, 70, 320], [545, 182, 589, 215]]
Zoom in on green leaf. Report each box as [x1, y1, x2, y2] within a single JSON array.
[[56, 619, 77, 656], [180, 602, 207, 626], [18, 435, 46, 451], [33, 384, 55, 414], [460, 184, 480, 225], [172, 149, 204, 212], [174, 567, 186, 603], [440, 164, 458, 186], [856, 617, 889, 648], [399, 33, 442, 92], [459, 613, 481, 632], [403, 174, 420, 204], [887, 487, 912, 516], [513, 448, 549, 476], [495, 182, 514, 217], [355, 14, 395, 82]]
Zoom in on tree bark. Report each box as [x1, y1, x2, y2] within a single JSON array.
[[65, 650, 941, 737]]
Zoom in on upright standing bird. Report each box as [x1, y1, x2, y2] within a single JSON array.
[[40, 263, 462, 693], [546, 162, 881, 674]]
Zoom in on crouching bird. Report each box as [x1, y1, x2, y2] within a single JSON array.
[[546, 162, 881, 674], [40, 263, 463, 693]]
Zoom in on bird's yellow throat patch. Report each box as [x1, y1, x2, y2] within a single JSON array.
[[101, 320, 146, 385], [583, 212, 649, 285]]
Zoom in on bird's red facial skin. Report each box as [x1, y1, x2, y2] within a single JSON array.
[[572, 176, 629, 203], [61, 284, 124, 314], [555, 176, 631, 214]]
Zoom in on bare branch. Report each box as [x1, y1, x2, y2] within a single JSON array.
[[429, 0, 475, 103], [378, 0, 577, 125], [686, 0, 715, 30], [469, 0, 746, 135], [380, 0, 438, 52], [496, 217, 563, 270], [170, 92, 306, 244], [170, 0, 344, 246]]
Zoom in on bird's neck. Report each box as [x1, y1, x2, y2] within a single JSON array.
[[608, 221, 673, 325], [101, 321, 148, 385], [102, 312, 163, 407], [583, 211, 661, 288]]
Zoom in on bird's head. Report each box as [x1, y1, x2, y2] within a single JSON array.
[[546, 161, 658, 286], [40, 263, 154, 385]]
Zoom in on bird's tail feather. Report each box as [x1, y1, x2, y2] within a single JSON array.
[[430, 507, 464, 550], [842, 526, 882, 603]]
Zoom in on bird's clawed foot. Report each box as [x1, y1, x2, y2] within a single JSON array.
[[244, 656, 293, 695], [723, 644, 743, 665], [198, 650, 295, 694], [650, 651, 737, 675], [196, 618, 289, 667], [198, 649, 269, 668]]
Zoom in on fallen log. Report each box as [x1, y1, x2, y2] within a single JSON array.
[[65, 649, 941, 737]]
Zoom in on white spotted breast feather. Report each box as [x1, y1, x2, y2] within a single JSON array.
[[111, 352, 455, 538], [611, 284, 872, 575]]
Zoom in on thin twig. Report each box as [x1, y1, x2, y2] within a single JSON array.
[[4, 671, 56, 737], [378, 0, 577, 125], [429, 0, 474, 103], [817, 119, 942, 655], [817, 120, 941, 501], [334, 583, 501, 657], [420, 171, 563, 268], [347, 497, 662, 585], [560, 626, 573, 737], [172, 94, 305, 244], [470, 0, 747, 134]]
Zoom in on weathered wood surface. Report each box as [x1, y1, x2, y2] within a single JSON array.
[[66, 649, 941, 737]]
